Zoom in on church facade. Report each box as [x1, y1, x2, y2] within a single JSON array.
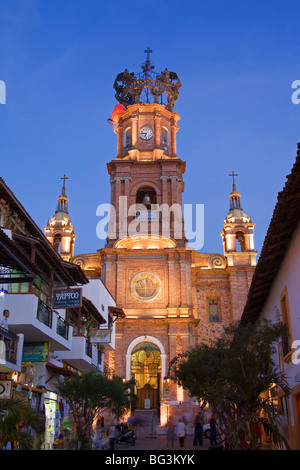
[[50, 52, 257, 424]]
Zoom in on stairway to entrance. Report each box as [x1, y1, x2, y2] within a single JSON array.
[[134, 409, 160, 437]]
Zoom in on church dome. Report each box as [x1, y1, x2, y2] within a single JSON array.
[[226, 172, 251, 221], [226, 207, 250, 220], [51, 211, 70, 223]]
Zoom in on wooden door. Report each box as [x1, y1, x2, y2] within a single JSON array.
[[137, 383, 158, 410]]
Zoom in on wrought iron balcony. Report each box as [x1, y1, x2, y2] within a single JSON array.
[[56, 315, 69, 340], [0, 326, 19, 365], [37, 299, 52, 328]]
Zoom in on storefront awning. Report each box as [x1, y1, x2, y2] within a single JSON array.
[[46, 362, 74, 378]]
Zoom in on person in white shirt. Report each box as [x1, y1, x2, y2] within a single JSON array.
[[0, 310, 9, 330], [108, 424, 116, 450], [177, 417, 186, 449]]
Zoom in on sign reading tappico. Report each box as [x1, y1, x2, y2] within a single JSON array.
[[53, 288, 82, 309]]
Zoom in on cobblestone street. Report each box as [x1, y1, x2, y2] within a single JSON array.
[[113, 432, 209, 451]]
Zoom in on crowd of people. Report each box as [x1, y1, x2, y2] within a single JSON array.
[[165, 411, 214, 450]]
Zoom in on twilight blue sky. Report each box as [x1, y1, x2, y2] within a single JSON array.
[[1, 0, 300, 258]]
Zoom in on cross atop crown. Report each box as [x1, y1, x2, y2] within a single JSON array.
[[60, 174, 68, 196], [229, 171, 238, 191], [144, 47, 152, 63]]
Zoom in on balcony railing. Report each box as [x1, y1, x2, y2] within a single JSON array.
[[98, 349, 103, 366], [37, 299, 52, 328], [85, 341, 93, 359], [0, 326, 19, 365], [56, 316, 69, 340]]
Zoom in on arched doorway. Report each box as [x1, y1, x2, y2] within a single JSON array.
[[126, 336, 166, 412], [131, 341, 161, 411]]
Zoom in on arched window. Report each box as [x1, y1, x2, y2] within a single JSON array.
[[124, 127, 132, 152], [161, 127, 169, 153]]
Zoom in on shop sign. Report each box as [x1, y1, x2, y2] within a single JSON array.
[[0, 379, 12, 399], [90, 328, 111, 343], [53, 288, 82, 309], [163, 384, 170, 400], [22, 342, 49, 362]]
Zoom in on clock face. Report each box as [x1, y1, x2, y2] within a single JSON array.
[[139, 127, 153, 140]]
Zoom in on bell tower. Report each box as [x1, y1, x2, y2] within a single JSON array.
[[96, 51, 197, 417], [71, 51, 258, 424], [44, 175, 76, 261], [221, 171, 256, 267], [105, 49, 186, 249]]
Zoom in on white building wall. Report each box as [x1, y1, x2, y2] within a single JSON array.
[[82, 279, 116, 349], [259, 225, 300, 434]]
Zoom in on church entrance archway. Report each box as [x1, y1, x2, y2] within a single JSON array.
[[126, 336, 166, 412], [131, 341, 161, 410]]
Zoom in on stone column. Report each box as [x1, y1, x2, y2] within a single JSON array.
[[167, 256, 176, 307], [131, 111, 138, 147], [168, 332, 179, 402], [160, 176, 169, 238], [122, 177, 131, 238], [170, 118, 178, 156], [107, 178, 116, 240], [179, 259, 188, 307], [170, 176, 178, 239], [114, 177, 122, 240], [180, 332, 191, 402], [154, 111, 161, 148], [117, 123, 123, 157], [104, 260, 114, 300], [116, 259, 125, 305]]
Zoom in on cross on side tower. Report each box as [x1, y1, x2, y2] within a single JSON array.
[[61, 174, 68, 196], [61, 174, 68, 186], [229, 171, 238, 191]]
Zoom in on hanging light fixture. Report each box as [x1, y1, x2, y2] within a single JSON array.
[[0, 288, 8, 296]]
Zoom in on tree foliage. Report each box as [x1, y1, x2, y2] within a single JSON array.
[[56, 370, 136, 448], [0, 397, 45, 450], [169, 319, 290, 450], [105, 375, 136, 422]]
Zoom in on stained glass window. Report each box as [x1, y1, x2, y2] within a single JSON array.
[[208, 298, 221, 322]]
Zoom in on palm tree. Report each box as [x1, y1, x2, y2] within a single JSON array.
[[0, 397, 45, 450]]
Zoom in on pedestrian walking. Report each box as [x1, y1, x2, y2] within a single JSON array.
[[92, 421, 103, 450], [193, 412, 203, 446], [209, 415, 218, 446], [108, 423, 116, 450], [165, 417, 176, 449], [177, 417, 186, 449]]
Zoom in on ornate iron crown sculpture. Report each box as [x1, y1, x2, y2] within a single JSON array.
[[113, 49, 181, 112]]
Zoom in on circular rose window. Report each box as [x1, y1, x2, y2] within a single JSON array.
[[130, 271, 161, 301]]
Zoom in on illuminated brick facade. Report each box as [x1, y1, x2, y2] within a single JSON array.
[[72, 56, 257, 424]]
